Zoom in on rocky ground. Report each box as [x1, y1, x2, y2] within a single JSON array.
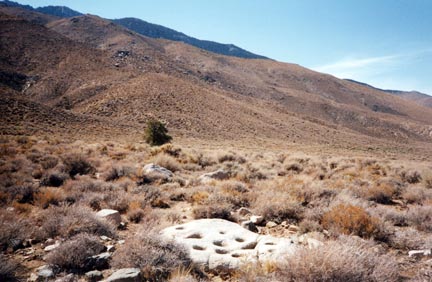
[[1, 135, 432, 281]]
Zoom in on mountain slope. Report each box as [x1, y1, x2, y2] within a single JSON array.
[[1, 6, 432, 155], [345, 79, 432, 109], [112, 17, 267, 59]]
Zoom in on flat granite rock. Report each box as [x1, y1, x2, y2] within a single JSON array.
[[160, 218, 298, 271]]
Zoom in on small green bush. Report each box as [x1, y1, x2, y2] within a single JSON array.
[[145, 120, 172, 146]]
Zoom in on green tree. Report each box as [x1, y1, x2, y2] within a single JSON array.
[[144, 119, 172, 146]]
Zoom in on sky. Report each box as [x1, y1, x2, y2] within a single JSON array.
[[15, 0, 432, 94]]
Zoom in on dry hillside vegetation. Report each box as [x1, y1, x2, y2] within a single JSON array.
[[0, 136, 431, 281]]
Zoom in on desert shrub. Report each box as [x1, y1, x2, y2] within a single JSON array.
[[257, 201, 304, 224], [40, 155, 59, 170], [112, 229, 191, 281], [406, 205, 432, 231], [285, 162, 303, 174], [62, 154, 95, 177], [400, 169, 422, 184], [35, 187, 66, 208], [424, 171, 432, 189], [193, 204, 235, 221], [6, 183, 38, 204], [402, 186, 432, 204], [39, 205, 116, 239], [127, 208, 145, 223], [0, 255, 22, 282], [0, 210, 31, 251], [299, 219, 323, 234], [359, 182, 398, 204], [322, 204, 381, 238], [63, 177, 106, 193], [45, 233, 105, 272], [387, 228, 432, 250], [41, 170, 69, 187], [103, 164, 135, 181], [104, 192, 130, 213], [369, 206, 408, 227], [154, 154, 181, 172], [277, 236, 399, 282], [145, 119, 172, 146]]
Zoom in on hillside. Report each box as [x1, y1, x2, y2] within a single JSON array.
[[1, 7, 432, 159], [345, 79, 432, 109], [112, 17, 267, 59]]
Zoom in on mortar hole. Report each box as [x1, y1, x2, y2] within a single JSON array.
[[186, 233, 202, 239], [231, 253, 242, 258], [235, 238, 244, 242], [193, 245, 206, 251], [213, 240, 225, 247], [242, 242, 257, 250], [219, 231, 225, 234], [215, 249, 228, 254], [265, 242, 275, 245], [175, 227, 184, 230]]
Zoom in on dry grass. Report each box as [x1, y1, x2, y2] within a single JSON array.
[[0, 210, 31, 251], [45, 233, 105, 272], [322, 204, 382, 239], [153, 154, 182, 172], [112, 228, 192, 281], [276, 236, 399, 282], [0, 255, 22, 282], [38, 205, 116, 239]]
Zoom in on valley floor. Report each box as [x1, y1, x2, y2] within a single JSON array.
[[1, 134, 432, 281]]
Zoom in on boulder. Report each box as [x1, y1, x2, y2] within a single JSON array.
[[85, 270, 103, 282], [250, 215, 264, 225], [142, 163, 173, 179], [266, 221, 277, 228], [409, 249, 432, 258], [161, 218, 298, 271], [44, 241, 60, 252], [241, 220, 258, 233], [96, 209, 121, 225], [106, 268, 141, 282], [86, 252, 110, 270], [198, 169, 229, 183]]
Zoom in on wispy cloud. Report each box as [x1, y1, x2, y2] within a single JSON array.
[[313, 54, 401, 78]]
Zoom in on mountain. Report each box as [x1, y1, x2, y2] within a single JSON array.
[[35, 6, 82, 18], [112, 17, 267, 59], [345, 79, 432, 109], [0, 0, 266, 59], [1, 5, 432, 157]]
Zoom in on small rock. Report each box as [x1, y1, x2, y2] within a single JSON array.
[[241, 220, 258, 233], [85, 270, 103, 282], [55, 274, 75, 282], [288, 225, 300, 232], [106, 268, 141, 282], [86, 252, 110, 270], [117, 240, 125, 245], [44, 241, 60, 252], [198, 169, 229, 183], [237, 207, 252, 216], [37, 265, 54, 279], [266, 221, 277, 228], [280, 221, 288, 227], [142, 163, 173, 179], [100, 235, 111, 241], [250, 215, 264, 225], [409, 249, 432, 258], [96, 209, 121, 225], [106, 245, 116, 252]]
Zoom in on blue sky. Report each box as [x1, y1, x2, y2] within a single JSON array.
[[16, 0, 432, 94]]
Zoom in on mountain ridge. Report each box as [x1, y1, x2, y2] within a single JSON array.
[[345, 79, 432, 108], [0, 0, 266, 59]]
